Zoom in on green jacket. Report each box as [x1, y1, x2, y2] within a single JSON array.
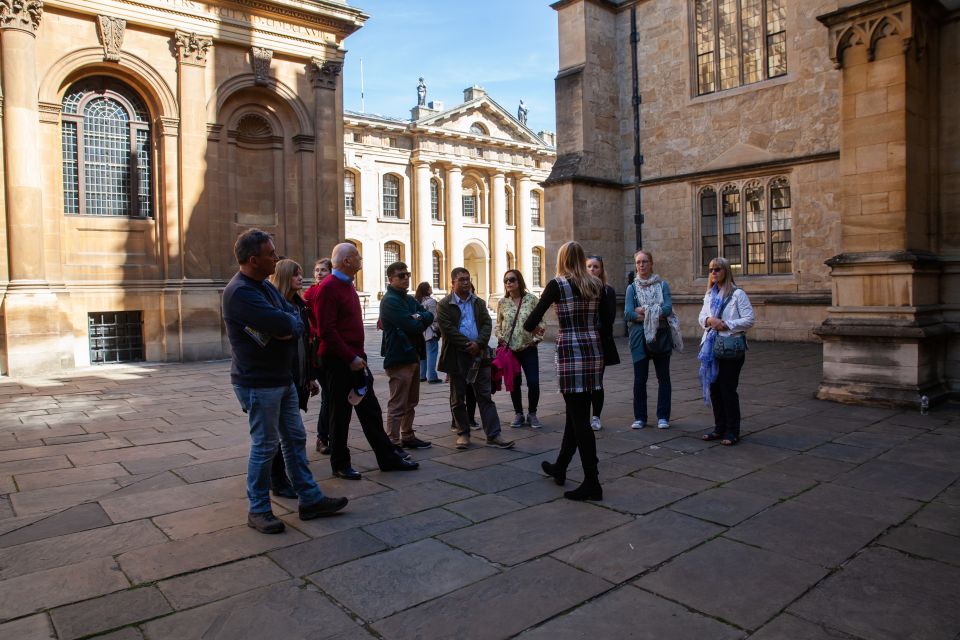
[[437, 293, 492, 374], [379, 286, 433, 369]]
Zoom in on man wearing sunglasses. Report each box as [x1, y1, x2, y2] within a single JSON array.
[[380, 261, 435, 450]]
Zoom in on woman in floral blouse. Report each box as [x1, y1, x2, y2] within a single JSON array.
[[496, 269, 545, 428]]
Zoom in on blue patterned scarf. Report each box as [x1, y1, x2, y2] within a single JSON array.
[[697, 286, 724, 405]]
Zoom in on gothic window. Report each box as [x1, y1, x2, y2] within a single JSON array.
[[532, 247, 544, 288], [530, 191, 542, 226], [62, 78, 153, 217], [384, 241, 402, 287], [382, 174, 400, 218], [694, 0, 786, 96], [432, 251, 443, 289], [430, 178, 441, 221], [344, 171, 357, 216], [699, 176, 792, 276]]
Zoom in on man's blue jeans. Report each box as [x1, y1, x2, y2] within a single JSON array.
[[420, 337, 440, 382], [233, 383, 325, 513]]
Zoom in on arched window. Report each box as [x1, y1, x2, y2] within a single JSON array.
[[432, 251, 443, 289], [469, 122, 488, 135], [62, 78, 152, 217], [744, 181, 766, 274], [506, 251, 515, 271], [769, 177, 793, 274], [430, 178, 442, 221], [532, 248, 544, 288], [344, 171, 357, 217], [382, 174, 400, 218], [529, 191, 542, 226], [384, 241, 402, 287], [721, 184, 741, 273], [505, 186, 514, 226], [699, 187, 718, 276]]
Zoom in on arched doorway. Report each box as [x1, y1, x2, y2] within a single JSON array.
[[463, 242, 488, 302]]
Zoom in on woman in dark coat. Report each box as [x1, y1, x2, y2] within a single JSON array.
[[585, 254, 619, 431]]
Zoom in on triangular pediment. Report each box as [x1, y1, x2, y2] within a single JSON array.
[[702, 142, 775, 171], [416, 97, 547, 147]]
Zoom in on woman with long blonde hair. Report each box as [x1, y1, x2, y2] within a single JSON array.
[[524, 241, 608, 501]]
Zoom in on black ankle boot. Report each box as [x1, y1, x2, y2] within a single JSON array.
[[541, 460, 566, 486], [564, 476, 602, 501]]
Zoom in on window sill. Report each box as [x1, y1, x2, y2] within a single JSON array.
[[689, 73, 793, 106], [378, 217, 408, 224]]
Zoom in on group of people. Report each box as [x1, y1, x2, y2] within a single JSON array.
[[223, 228, 754, 534]]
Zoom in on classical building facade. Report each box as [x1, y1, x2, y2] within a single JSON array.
[[547, 0, 959, 406], [342, 86, 554, 307], [0, 0, 365, 376]]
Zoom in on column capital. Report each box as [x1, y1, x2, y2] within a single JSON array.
[[96, 15, 126, 62], [173, 30, 213, 67], [309, 58, 343, 90], [0, 0, 42, 34]]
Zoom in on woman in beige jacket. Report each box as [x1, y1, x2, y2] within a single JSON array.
[[496, 269, 545, 428]]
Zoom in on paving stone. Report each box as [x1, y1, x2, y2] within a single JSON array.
[[111, 470, 186, 495], [551, 509, 723, 583], [0, 520, 167, 580], [121, 453, 198, 475], [362, 507, 469, 546], [445, 494, 524, 522], [99, 475, 245, 522], [807, 442, 883, 464], [726, 501, 888, 568], [439, 500, 630, 566], [67, 441, 202, 468], [877, 434, 960, 473], [0, 455, 73, 477], [937, 484, 960, 506], [87, 628, 143, 640], [151, 498, 255, 540], [0, 557, 130, 620], [516, 584, 743, 640], [834, 459, 958, 501], [430, 446, 527, 470], [0, 613, 56, 639], [633, 467, 718, 492], [50, 586, 171, 640], [15, 463, 129, 491], [789, 547, 960, 640], [909, 502, 960, 537], [833, 429, 916, 450], [637, 537, 828, 631], [792, 482, 920, 524], [655, 455, 753, 482], [766, 454, 857, 481], [0, 439, 127, 464], [173, 457, 247, 483], [878, 524, 960, 567], [373, 557, 610, 640], [496, 477, 567, 505], [143, 580, 360, 640], [10, 480, 120, 516], [0, 503, 112, 549], [157, 556, 291, 609], [600, 476, 695, 515], [362, 459, 459, 489], [309, 538, 499, 621], [747, 425, 840, 451], [671, 487, 779, 526], [722, 469, 816, 499], [749, 613, 859, 639], [269, 528, 387, 577], [441, 464, 541, 494]]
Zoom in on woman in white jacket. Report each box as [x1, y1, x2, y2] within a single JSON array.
[[697, 257, 755, 446]]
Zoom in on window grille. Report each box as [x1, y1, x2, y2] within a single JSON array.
[[432, 251, 442, 289], [529, 192, 541, 226], [382, 175, 399, 217], [344, 172, 356, 216], [462, 194, 477, 219], [430, 179, 440, 221], [384, 242, 401, 287], [505, 188, 513, 225], [88, 311, 144, 364], [532, 249, 543, 288]]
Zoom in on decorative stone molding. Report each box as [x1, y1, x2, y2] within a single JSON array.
[[173, 30, 212, 66], [251, 47, 272, 86], [38, 100, 61, 124], [0, 0, 43, 33], [206, 123, 223, 142], [96, 15, 125, 62], [158, 116, 180, 137], [309, 58, 342, 90], [817, 0, 939, 69], [292, 134, 315, 152]]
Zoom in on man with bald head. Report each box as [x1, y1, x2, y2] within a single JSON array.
[[309, 242, 419, 479]]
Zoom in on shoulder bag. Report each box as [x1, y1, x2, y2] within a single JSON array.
[[712, 291, 747, 360]]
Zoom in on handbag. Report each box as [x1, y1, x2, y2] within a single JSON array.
[[713, 334, 747, 360], [645, 323, 672, 356]]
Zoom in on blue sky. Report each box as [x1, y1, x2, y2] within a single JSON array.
[[342, 1, 559, 134]]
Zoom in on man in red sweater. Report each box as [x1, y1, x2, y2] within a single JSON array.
[[310, 242, 419, 479]]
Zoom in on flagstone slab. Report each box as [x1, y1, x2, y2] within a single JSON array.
[[373, 557, 610, 640], [551, 509, 723, 583], [268, 528, 386, 577], [721, 469, 816, 499], [877, 434, 960, 472], [791, 482, 920, 524], [430, 446, 527, 470], [671, 487, 779, 526], [834, 459, 957, 501], [362, 507, 470, 546], [111, 470, 186, 495], [445, 494, 525, 522], [0, 557, 130, 621], [441, 464, 541, 494], [0, 613, 56, 639], [173, 457, 247, 483], [655, 455, 754, 482], [766, 454, 857, 481], [10, 479, 121, 516], [99, 475, 245, 522], [309, 538, 499, 621], [878, 524, 960, 567], [157, 556, 292, 609], [142, 580, 359, 640], [746, 425, 837, 451], [0, 503, 112, 549], [0, 455, 73, 477], [633, 467, 718, 492], [151, 497, 264, 540], [439, 499, 630, 566], [808, 442, 883, 464], [15, 463, 129, 491], [516, 584, 743, 640], [749, 613, 859, 640], [50, 586, 171, 640], [599, 476, 695, 515], [637, 537, 828, 631], [789, 547, 960, 640], [909, 501, 960, 536]]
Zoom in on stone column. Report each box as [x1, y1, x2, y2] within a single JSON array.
[[445, 165, 463, 272], [815, 1, 948, 407], [490, 172, 506, 297], [310, 57, 345, 256], [517, 174, 534, 281], [413, 160, 433, 286], [1, 1, 44, 281]]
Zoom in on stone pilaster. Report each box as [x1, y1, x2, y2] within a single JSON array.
[[310, 57, 345, 254], [413, 161, 433, 286], [815, 0, 948, 407], [445, 165, 463, 272], [490, 172, 506, 297]]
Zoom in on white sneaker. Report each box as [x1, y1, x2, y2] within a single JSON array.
[[590, 416, 601, 431], [631, 420, 645, 429], [657, 419, 670, 429]]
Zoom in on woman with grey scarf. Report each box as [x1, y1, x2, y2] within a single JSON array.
[[624, 250, 676, 429]]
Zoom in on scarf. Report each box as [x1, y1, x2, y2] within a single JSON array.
[[633, 274, 663, 343], [697, 286, 724, 406]]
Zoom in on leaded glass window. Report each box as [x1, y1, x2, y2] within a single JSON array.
[[532, 248, 543, 288], [344, 172, 356, 216], [463, 194, 477, 219], [61, 78, 152, 217], [530, 191, 542, 226], [721, 184, 742, 273], [382, 174, 399, 218], [384, 241, 401, 287], [770, 177, 792, 274], [430, 178, 441, 221], [744, 181, 766, 274], [694, 0, 787, 96], [432, 251, 442, 289], [700, 187, 718, 276]]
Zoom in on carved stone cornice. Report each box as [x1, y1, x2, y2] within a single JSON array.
[[38, 100, 61, 124], [251, 47, 273, 86], [158, 116, 180, 137], [309, 58, 342, 90], [206, 123, 223, 142], [173, 30, 212, 67], [96, 15, 126, 62], [0, 0, 42, 33], [292, 134, 314, 152]]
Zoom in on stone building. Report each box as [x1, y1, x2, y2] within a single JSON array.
[[342, 86, 554, 309], [0, 0, 365, 376], [547, 0, 959, 406]]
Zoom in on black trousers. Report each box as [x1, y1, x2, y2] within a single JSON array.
[[555, 391, 599, 478], [315, 376, 331, 445], [590, 368, 605, 417], [710, 356, 745, 438], [322, 356, 399, 471]]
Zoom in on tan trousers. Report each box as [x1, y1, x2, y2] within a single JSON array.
[[385, 362, 420, 444]]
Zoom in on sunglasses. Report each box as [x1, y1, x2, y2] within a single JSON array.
[[393, 272, 411, 279], [503, 277, 518, 284], [709, 267, 723, 273]]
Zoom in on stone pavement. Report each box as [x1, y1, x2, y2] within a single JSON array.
[[0, 330, 958, 639]]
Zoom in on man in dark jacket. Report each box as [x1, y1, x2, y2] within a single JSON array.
[[437, 267, 514, 451], [222, 229, 347, 534], [380, 262, 434, 449]]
